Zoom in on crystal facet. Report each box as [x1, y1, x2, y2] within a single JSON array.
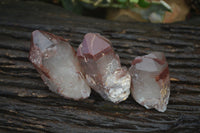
[[77, 33, 131, 103], [129, 52, 170, 112], [29, 30, 91, 100]]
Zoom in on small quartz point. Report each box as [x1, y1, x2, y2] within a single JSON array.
[[129, 52, 170, 112], [77, 33, 131, 103], [29, 30, 91, 100]]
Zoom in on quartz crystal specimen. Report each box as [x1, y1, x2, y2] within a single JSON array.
[[29, 30, 91, 100], [129, 52, 170, 112], [77, 33, 131, 103]]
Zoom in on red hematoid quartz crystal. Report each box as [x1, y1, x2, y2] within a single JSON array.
[[29, 30, 91, 100], [129, 52, 170, 112], [77, 33, 131, 103]]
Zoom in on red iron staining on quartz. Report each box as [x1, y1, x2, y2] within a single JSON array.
[[29, 30, 91, 100], [156, 67, 169, 81], [132, 58, 143, 65], [77, 33, 131, 103], [129, 52, 170, 112]]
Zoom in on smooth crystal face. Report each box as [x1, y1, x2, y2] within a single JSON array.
[[29, 30, 91, 100], [129, 52, 170, 112], [77, 33, 131, 103]]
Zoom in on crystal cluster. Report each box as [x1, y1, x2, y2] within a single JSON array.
[[129, 52, 170, 112], [29, 30, 91, 100], [77, 33, 131, 103], [29, 30, 170, 112]]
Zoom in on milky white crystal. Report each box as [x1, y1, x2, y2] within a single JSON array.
[[77, 33, 130, 103], [29, 30, 91, 100], [129, 52, 170, 112]]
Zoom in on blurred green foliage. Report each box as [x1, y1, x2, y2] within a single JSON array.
[[60, 0, 171, 12], [50, 0, 172, 22]]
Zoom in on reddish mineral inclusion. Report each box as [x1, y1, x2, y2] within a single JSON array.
[[29, 30, 91, 100], [129, 52, 170, 112], [77, 33, 131, 103]]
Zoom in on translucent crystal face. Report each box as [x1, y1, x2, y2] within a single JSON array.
[[32, 31, 54, 52], [78, 33, 111, 57], [29, 30, 91, 100], [130, 52, 170, 112], [77, 33, 113, 60], [77, 33, 131, 103]]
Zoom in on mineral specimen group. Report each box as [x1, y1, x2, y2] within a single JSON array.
[[29, 30, 91, 100], [129, 52, 170, 112], [77, 33, 131, 103], [29, 30, 170, 112]]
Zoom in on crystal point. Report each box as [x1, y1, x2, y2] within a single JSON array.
[[129, 52, 170, 112], [77, 33, 112, 60], [29, 30, 91, 100], [77, 33, 131, 103]]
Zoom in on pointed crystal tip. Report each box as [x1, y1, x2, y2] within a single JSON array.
[[31, 30, 54, 52], [77, 33, 113, 60], [31, 30, 67, 52]]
